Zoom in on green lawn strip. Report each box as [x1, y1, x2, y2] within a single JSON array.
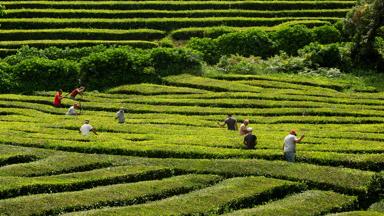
[[107, 83, 208, 95], [145, 158, 375, 195], [64, 176, 305, 216], [0, 165, 175, 199], [0, 151, 122, 177], [0, 40, 157, 49], [327, 211, 384, 216], [370, 200, 384, 212], [224, 190, 357, 216], [0, 174, 222, 216], [1, 1, 356, 11]]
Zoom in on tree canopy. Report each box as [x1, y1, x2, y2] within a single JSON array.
[[344, 0, 384, 70]]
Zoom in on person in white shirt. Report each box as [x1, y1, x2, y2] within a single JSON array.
[[115, 107, 125, 123], [66, 103, 80, 115], [283, 129, 304, 162], [80, 120, 97, 136]]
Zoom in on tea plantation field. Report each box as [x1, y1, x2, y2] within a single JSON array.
[[0, 0, 354, 52], [0, 73, 384, 215]]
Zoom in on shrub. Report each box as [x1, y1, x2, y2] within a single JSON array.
[[80, 47, 153, 90], [273, 25, 315, 55], [158, 37, 174, 48], [215, 55, 262, 74], [0, 62, 14, 93], [217, 29, 275, 58], [3, 45, 110, 65], [186, 37, 220, 65], [12, 58, 80, 92], [299, 42, 353, 70], [150, 47, 203, 77], [313, 25, 341, 44]]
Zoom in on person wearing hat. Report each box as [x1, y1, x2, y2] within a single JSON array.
[[115, 107, 125, 123], [79, 120, 97, 136], [283, 129, 304, 162], [243, 127, 257, 149]]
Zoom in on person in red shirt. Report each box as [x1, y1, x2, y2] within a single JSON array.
[[68, 86, 85, 100], [53, 89, 63, 107]]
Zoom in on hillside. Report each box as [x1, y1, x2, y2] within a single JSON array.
[[0, 0, 354, 51], [0, 74, 383, 215]]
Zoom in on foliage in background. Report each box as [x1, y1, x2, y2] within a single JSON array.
[[272, 25, 315, 56], [0, 46, 203, 92], [0, 5, 6, 17], [187, 24, 342, 65], [217, 29, 276, 59], [79, 47, 153, 90], [12, 58, 80, 92], [344, 0, 384, 69]]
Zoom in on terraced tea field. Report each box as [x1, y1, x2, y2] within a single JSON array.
[[0, 0, 354, 53], [0, 73, 383, 215]]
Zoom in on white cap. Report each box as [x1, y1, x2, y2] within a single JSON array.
[[247, 127, 253, 132]]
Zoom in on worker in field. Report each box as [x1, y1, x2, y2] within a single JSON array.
[[53, 89, 64, 107], [67, 86, 85, 100], [66, 103, 81, 115], [239, 119, 249, 135], [80, 120, 97, 136], [243, 127, 257, 149], [219, 114, 238, 131], [115, 107, 125, 123], [283, 129, 305, 162]]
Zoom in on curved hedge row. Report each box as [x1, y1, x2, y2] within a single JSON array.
[[0, 29, 166, 41], [2, 1, 356, 10], [5, 9, 349, 19], [0, 17, 339, 30]]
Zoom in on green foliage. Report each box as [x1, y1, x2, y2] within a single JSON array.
[[299, 42, 352, 70], [80, 47, 153, 90], [0, 174, 221, 216], [225, 190, 357, 216], [215, 55, 262, 74], [12, 57, 79, 92], [186, 37, 220, 64], [313, 25, 341, 44], [150, 47, 203, 77], [344, 0, 384, 69], [217, 29, 276, 58], [0, 5, 6, 17], [3, 45, 110, 64], [0, 62, 14, 93], [171, 26, 238, 40], [273, 25, 315, 55], [63, 176, 305, 216]]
